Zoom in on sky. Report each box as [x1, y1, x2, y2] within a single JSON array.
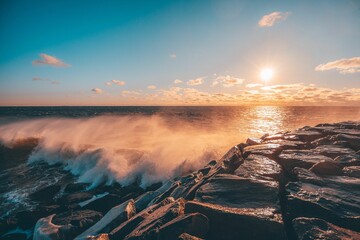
[[0, 0, 359, 106]]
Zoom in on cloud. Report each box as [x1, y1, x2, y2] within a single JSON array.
[[32, 53, 70, 67], [212, 75, 244, 87], [51, 81, 59, 85], [174, 79, 183, 84], [170, 54, 177, 59], [32, 77, 59, 85], [32, 77, 44, 81], [121, 90, 140, 96], [245, 83, 263, 88], [148, 85, 157, 90], [187, 77, 204, 86], [258, 12, 290, 27], [105, 82, 112, 86], [91, 88, 103, 94], [112, 80, 126, 86], [315, 57, 360, 74]]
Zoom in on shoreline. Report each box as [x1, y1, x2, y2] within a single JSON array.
[[1, 121, 360, 239]]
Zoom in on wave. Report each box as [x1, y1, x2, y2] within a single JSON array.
[[0, 115, 239, 188]]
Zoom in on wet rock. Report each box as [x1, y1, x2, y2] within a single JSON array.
[[111, 198, 175, 239], [86, 234, 110, 240], [243, 144, 282, 159], [285, 168, 360, 231], [331, 134, 360, 151], [309, 161, 343, 176], [134, 191, 162, 212], [81, 194, 123, 214], [195, 174, 281, 211], [293, 217, 360, 240], [246, 137, 262, 145], [235, 154, 282, 181], [157, 213, 209, 240], [292, 130, 323, 142], [0, 233, 27, 240], [264, 139, 308, 150], [178, 233, 204, 240], [29, 184, 61, 202], [75, 199, 136, 239], [58, 192, 94, 205], [124, 198, 185, 240], [327, 128, 360, 137], [33, 214, 64, 240], [64, 183, 88, 193], [343, 166, 360, 178], [313, 145, 355, 159], [185, 201, 286, 240], [277, 150, 333, 173], [334, 154, 360, 166]]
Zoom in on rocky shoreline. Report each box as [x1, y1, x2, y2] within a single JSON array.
[[1, 121, 360, 240]]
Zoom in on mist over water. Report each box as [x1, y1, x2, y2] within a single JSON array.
[[1, 106, 360, 188]]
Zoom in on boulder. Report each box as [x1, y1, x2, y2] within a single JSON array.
[[330, 134, 360, 151], [80, 193, 124, 214], [343, 166, 360, 178], [124, 198, 185, 240], [64, 183, 88, 193], [277, 150, 333, 173], [285, 168, 360, 231], [243, 144, 282, 159], [29, 185, 61, 203], [178, 233, 204, 240], [157, 213, 209, 240], [235, 154, 282, 181], [185, 201, 286, 240], [246, 138, 262, 145], [264, 139, 308, 150], [291, 130, 323, 142], [58, 192, 94, 206], [75, 199, 136, 239], [334, 154, 360, 166], [313, 145, 355, 159], [309, 161, 343, 176], [33, 214, 65, 240], [293, 217, 360, 240]]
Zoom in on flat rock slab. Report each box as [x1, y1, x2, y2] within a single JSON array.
[[334, 154, 360, 166], [195, 174, 280, 210], [277, 150, 333, 172], [235, 154, 282, 181], [243, 144, 282, 158], [286, 168, 360, 231], [313, 145, 355, 159], [293, 217, 360, 240], [264, 139, 308, 150], [291, 131, 323, 142], [185, 201, 286, 240], [326, 128, 360, 137]]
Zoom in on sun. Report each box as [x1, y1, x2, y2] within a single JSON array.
[[260, 68, 274, 82]]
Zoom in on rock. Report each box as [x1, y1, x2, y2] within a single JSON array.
[[178, 233, 204, 240], [331, 134, 360, 151], [29, 185, 61, 202], [0, 233, 27, 240], [334, 154, 360, 166], [235, 154, 282, 181], [58, 192, 94, 205], [33, 214, 64, 240], [293, 217, 360, 240], [277, 150, 333, 173], [285, 168, 360, 231], [86, 234, 110, 240], [134, 191, 162, 212], [327, 128, 360, 137], [75, 199, 136, 239], [264, 139, 308, 150], [80, 193, 124, 214], [124, 198, 185, 240], [309, 161, 343, 176], [64, 183, 88, 193], [157, 213, 209, 240], [263, 134, 285, 141], [343, 166, 360, 178], [313, 145, 355, 159], [243, 144, 282, 159], [195, 174, 281, 210], [185, 201, 286, 240], [51, 210, 103, 239], [110, 198, 176, 239], [292, 130, 323, 142], [246, 138, 262, 145]]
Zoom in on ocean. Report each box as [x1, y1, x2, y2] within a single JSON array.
[[1, 106, 360, 219]]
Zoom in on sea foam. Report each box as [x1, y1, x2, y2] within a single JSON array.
[[0, 115, 239, 188]]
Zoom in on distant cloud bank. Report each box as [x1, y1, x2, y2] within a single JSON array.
[[212, 75, 244, 87], [315, 57, 360, 74], [258, 12, 290, 27], [32, 53, 70, 67]]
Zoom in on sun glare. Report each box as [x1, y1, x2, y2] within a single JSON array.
[[260, 68, 274, 82]]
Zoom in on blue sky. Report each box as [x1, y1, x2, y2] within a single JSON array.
[[0, 0, 359, 105]]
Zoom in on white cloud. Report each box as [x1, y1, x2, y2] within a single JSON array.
[[212, 75, 244, 87], [315, 57, 360, 74], [170, 54, 177, 59], [105, 82, 112, 86], [112, 80, 126, 86], [245, 83, 263, 88], [121, 90, 140, 96], [174, 79, 183, 84], [91, 88, 103, 94], [148, 85, 157, 90], [187, 77, 204, 86], [32, 53, 70, 67], [258, 12, 290, 27]]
